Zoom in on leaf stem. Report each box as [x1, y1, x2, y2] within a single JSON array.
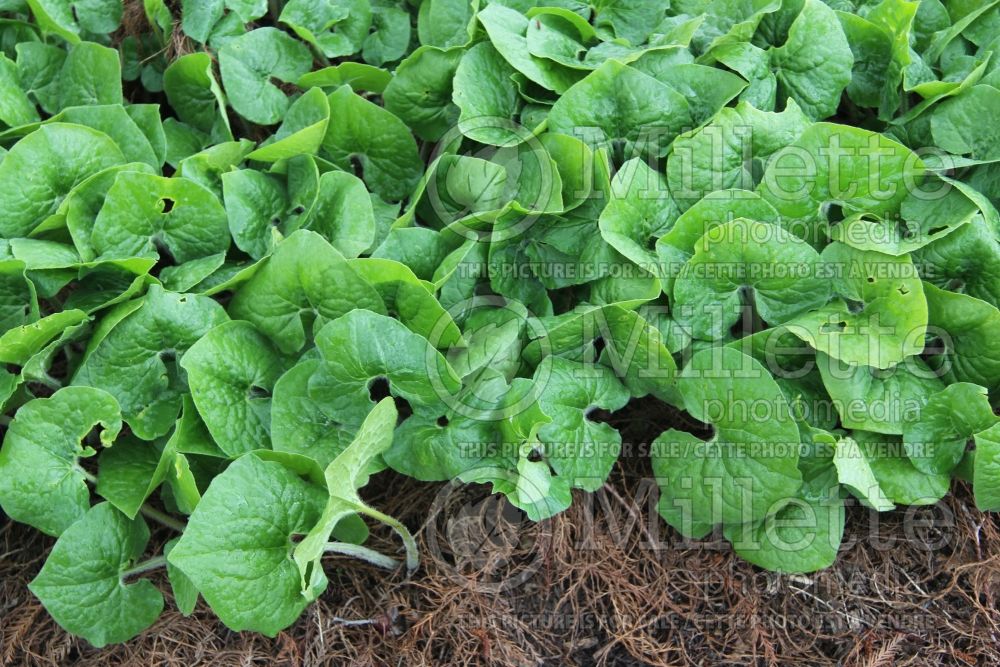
[[121, 555, 167, 579], [324, 542, 400, 570], [140, 505, 186, 532], [354, 506, 419, 575]]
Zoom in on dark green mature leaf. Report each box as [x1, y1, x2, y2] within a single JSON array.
[[321, 85, 423, 201], [0, 123, 125, 237], [652, 347, 803, 538], [29, 503, 162, 647], [168, 453, 326, 635], [182, 321, 287, 456], [228, 230, 385, 354], [218, 28, 313, 125], [0, 387, 121, 536], [73, 285, 228, 440]]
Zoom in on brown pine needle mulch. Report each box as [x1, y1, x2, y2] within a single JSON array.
[[3, 402, 1000, 666]]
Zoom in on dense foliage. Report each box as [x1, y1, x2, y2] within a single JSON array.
[[0, 0, 999, 647]]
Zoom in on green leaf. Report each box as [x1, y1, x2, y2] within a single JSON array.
[[363, 5, 410, 66], [218, 28, 313, 125], [0, 123, 125, 237], [181, 321, 287, 456], [383, 45, 463, 142], [73, 285, 228, 440], [787, 243, 927, 369], [673, 219, 831, 340], [228, 230, 386, 355], [816, 352, 944, 434], [533, 356, 630, 491], [452, 41, 522, 146], [29, 503, 162, 647], [0, 309, 88, 365], [853, 430, 949, 506], [597, 158, 678, 270], [922, 282, 1000, 391], [321, 85, 423, 201], [547, 60, 692, 159], [651, 347, 803, 537], [90, 173, 230, 263], [477, 3, 581, 93], [27, 0, 122, 42], [280, 0, 371, 59], [903, 382, 997, 475], [305, 170, 377, 257], [309, 309, 462, 425], [757, 122, 924, 244], [348, 257, 464, 348], [418, 0, 477, 47], [247, 87, 329, 162], [768, 0, 853, 120], [271, 358, 354, 468], [930, 85, 1000, 160], [833, 436, 894, 511], [163, 52, 230, 137], [666, 100, 811, 210], [0, 53, 38, 127], [167, 453, 326, 635], [0, 386, 121, 536], [56, 41, 122, 109], [972, 423, 1000, 511], [725, 492, 845, 573]]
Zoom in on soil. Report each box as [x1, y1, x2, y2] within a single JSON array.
[[3, 428, 999, 667]]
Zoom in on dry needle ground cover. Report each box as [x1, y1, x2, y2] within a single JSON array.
[[3, 466, 999, 666], [2, 0, 1000, 665]]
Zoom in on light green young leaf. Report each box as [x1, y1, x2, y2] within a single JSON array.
[[833, 436, 894, 511], [293, 398, 405, 592]]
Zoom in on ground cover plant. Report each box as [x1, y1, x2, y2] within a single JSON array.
[[0, 0, 999, 650]]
